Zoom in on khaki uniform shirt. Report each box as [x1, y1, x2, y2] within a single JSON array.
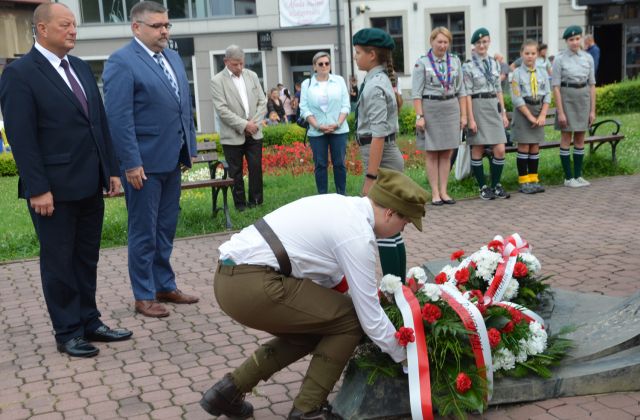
[[511, 65, 552, 108], [551, 49, 596, 86], [356, 65, 398, 139], [462, 54, 502, 95], [411, 52, 466, 98]]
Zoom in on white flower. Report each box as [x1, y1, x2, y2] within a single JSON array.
[[380, 274, 402, 294], [516, 339, 529, 362], [420, 283, 441, 302], [519, 253, 542, 274], [471, 247, 502, 282], [525, 322, 548, 355], [406, 266, 427, 284], [503, 279, 520, 300], [440, 264, 458, 283], [492, 348, 516, 372]]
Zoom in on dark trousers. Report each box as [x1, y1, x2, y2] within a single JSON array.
[[122, 167, 181, 301], [28, 193, 105, 344], [222, 137, 263, 209]]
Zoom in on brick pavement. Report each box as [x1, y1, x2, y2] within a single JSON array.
[[1, 174, 639, 419]]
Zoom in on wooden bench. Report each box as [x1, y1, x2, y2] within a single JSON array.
[[106, 139, 235, 230], [499, 108, 625, 163]]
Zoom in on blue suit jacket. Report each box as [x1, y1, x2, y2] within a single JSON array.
[[0, 47, 119, 201], [102, 40, 197, 173]]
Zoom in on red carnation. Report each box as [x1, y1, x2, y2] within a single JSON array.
[[450, 249, 465, 261], [394, 327, 415, 347], [455, 268, 470, 285], [469, 261, 478, 270], [422, 303, 442, 323], [455, 372, 472, 394], [488, 328, 502, 348], [501, 321, 515, 334], [513, 262, 528, 278], [434, 272, 448, 284], [509, 307, 524, 324], [488, 240, 504, 252]]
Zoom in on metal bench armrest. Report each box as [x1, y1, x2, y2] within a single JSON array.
[[589, 119, 621, 136]]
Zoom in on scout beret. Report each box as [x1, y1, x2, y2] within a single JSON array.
[[352, 28, 395, 50], [563, 25, 583, 40], [367, 168, 429, 231], [471, 27, 490, 44]]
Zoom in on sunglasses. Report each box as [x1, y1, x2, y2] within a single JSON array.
[[316, 61, 331, 67]]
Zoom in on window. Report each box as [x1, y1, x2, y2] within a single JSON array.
[[79, 0, 255, 23], [506, 7, 543, 63], [627, 24, 640, 79], [212, 52, 265, 87], [431, 12, 466, 61], [370, 16, 404, 73]]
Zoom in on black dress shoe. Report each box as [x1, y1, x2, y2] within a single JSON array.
[[85, 325, 133, 342], [431, 200, 444, 206], [442, 198, 456, 205], [200, 373, 253, 419], [57, 337, 99, 358]]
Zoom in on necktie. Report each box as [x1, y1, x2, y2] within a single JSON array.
[[483, 59, 490, 74], [354, 80, 366, 131], [529, 68, 538, 99], [439, 60, 445, 75], [153, 53, 180, 99], [60, 59, 88, 117]]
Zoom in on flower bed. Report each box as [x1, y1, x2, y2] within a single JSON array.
[[354, 234, 571, 419]]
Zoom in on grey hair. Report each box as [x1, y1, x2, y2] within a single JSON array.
[[130, 1, 167, 21], [312, 51, 330, 66], [225, 45, 245, 60], [583, 34, 594, 42]]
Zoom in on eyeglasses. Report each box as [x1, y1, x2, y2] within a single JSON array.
[[137, 21, 172, 30], [316, 62, 331, 67]]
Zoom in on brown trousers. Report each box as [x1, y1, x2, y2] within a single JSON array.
[[214, 264, 363, 412]]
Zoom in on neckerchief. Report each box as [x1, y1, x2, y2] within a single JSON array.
[[528, 67, 538, 99], [473, 54, 495, 85], [427, 49, 452, 92]]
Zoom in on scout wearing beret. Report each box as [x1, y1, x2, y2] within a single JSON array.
[[462, 28, 510, 201], [411, 26, 467, 206], [511, 39, 552, 194], [352, 28, 408, 280], [552, 25, 596, 188], [200, 168, 429, 420]]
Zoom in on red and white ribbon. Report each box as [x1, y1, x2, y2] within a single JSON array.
[[440, 283, 494, 399], [486, 234, 530, 302], [494, 301, 546, 328], [394, 285, 433, 420]]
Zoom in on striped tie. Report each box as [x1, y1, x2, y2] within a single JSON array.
[[153, 53, 180, 99]]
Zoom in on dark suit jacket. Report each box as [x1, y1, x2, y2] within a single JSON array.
[[102, 39, 197, 173], [0, 47, 119, 201]]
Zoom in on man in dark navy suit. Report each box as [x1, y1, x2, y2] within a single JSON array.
[[0, 3, 132, 357], [103, 1, 199, 318]]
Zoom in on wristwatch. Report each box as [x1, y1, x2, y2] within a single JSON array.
[[365, 173, 378, 180], [416, 114, 424, 121]]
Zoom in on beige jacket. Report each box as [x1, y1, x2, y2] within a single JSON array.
[[211, 68, 267, 145]]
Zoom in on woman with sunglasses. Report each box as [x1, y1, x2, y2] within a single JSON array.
[[299, 51, 350, 195]]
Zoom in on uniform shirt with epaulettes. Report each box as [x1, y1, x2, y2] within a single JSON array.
[[511, 64, 552, 108], [411, 52, 466, 99], [551, 49, 595, 87], [462, 54, 502, 95], [356, 65, 398, 139]]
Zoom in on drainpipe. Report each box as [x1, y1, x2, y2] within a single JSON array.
[[347, 0, 354, 79], [336, 0, 343, 77]]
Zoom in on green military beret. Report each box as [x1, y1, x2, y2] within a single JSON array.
[[563, 25, 583, 40], [471, 27, 490, 44], [367, 168, 429, 231], [352, 28, 395, 50]]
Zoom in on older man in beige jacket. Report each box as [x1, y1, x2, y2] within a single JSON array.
[[211, 45, 267, 211]]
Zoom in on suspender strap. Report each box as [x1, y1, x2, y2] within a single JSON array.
[[253, 218, 292, 277]]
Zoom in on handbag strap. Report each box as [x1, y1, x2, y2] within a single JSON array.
[[253, 218, 292, 277]]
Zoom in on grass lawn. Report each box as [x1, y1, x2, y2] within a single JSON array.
[[0, 112, 638, 262]]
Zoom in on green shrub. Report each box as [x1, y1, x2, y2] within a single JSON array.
[[262, 123, 307, 146], [596, 78, 640, 115], [0, 153, 18, 177], [398, 105, 416, 135]]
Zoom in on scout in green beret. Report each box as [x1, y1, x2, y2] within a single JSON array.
[[200, 169, 428, 420], [353, 28, 407, 279], [552, 24, 595, 188], [470, 27, 490, 45]]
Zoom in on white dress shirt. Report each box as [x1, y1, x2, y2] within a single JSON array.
[[219, 194, 406, 363], [227, 68, 250, 118], [34, 41, 86, 97], [134, 37, 179, 90]]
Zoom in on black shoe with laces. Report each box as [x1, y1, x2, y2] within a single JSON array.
[[480, 185, 495, 200], [200, 373, 253, 419], [493, 184, 510, 199], [288, 402, 344, 420]]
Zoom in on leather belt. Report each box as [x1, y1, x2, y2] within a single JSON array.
[[471, 93, 497, 99], [357, 133, 396, 146], [560, 82, 587, 88], [524, 97, 543, 105], [253, 218, 292, 277], [422, 94, 456, 100]]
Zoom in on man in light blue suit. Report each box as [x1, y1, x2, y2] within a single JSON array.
[[103, 1, 198, 318]]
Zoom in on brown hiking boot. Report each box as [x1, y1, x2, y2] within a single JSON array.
[[200, 373, 253, 419]]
